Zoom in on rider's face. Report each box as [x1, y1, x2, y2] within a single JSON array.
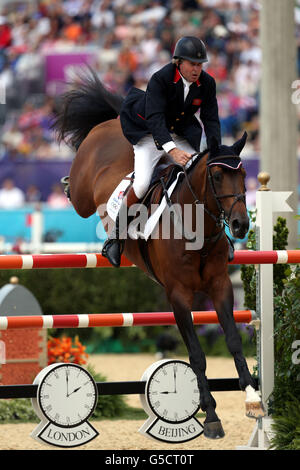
[[179, 59, 203, 82]]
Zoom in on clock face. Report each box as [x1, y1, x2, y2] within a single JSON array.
[[146, 360, 200, 423], [37, 364, 98, 428]]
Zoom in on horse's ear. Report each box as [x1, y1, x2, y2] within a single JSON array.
[[209, 136, 219, 155], [232, 131, 247, 155]]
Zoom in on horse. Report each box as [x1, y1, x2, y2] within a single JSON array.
[[52, 69, 264, 439]]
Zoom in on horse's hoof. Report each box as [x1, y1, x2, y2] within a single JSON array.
[[245, 401, 265, 419], [203, 421, 225, 439]]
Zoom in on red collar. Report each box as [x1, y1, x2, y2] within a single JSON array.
[[173, 67, 201, 86], [173, 67, 181, 83]]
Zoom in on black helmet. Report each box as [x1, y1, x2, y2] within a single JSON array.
[[173, 36, 208, 64]]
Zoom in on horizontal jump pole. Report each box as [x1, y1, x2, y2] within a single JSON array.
[[0, 250, 299, 270], [0, 310, 256, 330], [0, 377, 259, 399], [228, 250, 300, 265]]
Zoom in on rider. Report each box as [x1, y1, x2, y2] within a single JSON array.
[[102, 36, 222, 267]]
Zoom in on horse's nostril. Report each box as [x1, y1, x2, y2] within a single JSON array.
[[232, 219, 240, 232], [231, 217, 249, 238]]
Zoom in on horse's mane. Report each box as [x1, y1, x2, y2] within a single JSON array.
[[186, 148, 209, 174]]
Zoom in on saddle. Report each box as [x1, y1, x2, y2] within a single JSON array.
[[140, 155, 183, 208]]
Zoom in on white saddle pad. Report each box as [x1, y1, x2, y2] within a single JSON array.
[[106, 172, 183, 241], [106, 174, 132, 221], [106, 158, 196, 241]]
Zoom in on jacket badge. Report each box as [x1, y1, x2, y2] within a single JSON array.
[[192, 99, 202, 106]]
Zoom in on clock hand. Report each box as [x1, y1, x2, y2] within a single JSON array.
[[68, 386, 82, 397], [66, 369, 69, 397], [173, 366, 177, 393]]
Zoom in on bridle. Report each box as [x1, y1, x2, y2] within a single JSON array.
[[181, 153, 247, 240]]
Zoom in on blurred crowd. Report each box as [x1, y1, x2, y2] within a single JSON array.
[[0, 0, 272, 165], [0, 177, 69, 208]]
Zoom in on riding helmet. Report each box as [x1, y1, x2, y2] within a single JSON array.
[[173, 36, 208, 63]]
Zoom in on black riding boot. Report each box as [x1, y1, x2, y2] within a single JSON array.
[[102, 207, 126, 268], [102, 187, 139, 267]]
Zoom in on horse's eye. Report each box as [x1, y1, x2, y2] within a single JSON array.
[[213, 172, 222, 183]]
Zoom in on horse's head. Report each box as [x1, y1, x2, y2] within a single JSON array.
[[206, 132, 249, 239]]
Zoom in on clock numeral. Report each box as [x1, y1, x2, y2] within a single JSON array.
[[173, 364, 178, 373], [84, 404, 90, 410], [54, 413, 60, 421], [66, 416, 71, 425], [174, 412, 179, 421], [42, 394, 49, 400], [154, 400, 160, 408], [46, 405, 52, 412], [163, 409, 168, 417], [190, 377, 197, 382], [86, 392, 94, 397], [192, 400, 198, 406], [84, 380, 90, 386], [162, 368, 167, 376], [150, 390, 158, 396], [154, 379, 160, 384], [54, 371, 59, 379], [194, 389, 199, 393]]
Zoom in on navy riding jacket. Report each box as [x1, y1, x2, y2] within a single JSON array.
[[119, 62, 221, 152]]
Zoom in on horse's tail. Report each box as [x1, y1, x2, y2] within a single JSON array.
[[51, 67, 124, 150]]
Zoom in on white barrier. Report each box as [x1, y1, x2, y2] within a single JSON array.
[[237, 172, 294, 450]]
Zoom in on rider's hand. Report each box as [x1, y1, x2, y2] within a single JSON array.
[[169, 147, 192, 166]]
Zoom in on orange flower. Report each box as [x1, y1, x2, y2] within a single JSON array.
[[48, 336, 88, 365]]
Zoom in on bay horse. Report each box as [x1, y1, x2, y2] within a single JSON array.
[[52, 69, 264, 439]]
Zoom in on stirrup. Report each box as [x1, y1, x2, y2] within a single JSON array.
[[60, 176, 70, 198]]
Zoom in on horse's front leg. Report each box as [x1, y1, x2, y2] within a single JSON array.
[[209, 274, 265, 419], [168, 284, 225, 439]]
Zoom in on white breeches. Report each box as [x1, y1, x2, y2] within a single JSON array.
[[132, 134, 195, 199]]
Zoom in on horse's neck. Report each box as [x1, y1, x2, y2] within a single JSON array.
[[185, 157, 221, 235]]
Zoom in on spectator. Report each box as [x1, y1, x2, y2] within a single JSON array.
[[0, 16, 11, 49], [1, 122, 23, 154], [91, 0, 115, 30], [47, 183, 69, 208], [14, 44, 44, 96], [0, 0, 277, 166], [61, 15, 82, 42], [117, 41, 138, 73], [0, 178, 25, 208], [25, 184, 42, 203]]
